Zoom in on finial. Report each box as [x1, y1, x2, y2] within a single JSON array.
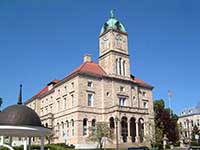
[[17, 84, 22, 105], [110, 9, 115, 18]]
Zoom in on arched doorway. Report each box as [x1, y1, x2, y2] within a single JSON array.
[[121, 116, 128, 143], [138, 118, 144, 142], [130, 117, 136, 143]]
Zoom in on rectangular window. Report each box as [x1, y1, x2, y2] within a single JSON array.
[[45, 107, 48, 114], [143, 101, 148, 108], [57, 101, 60, 111], [119, 97, 126, 106], [88, 94, 93, 106], [142, 91, 147, 97], [58, 89, 60, 95], [71, 82, 74, 88], [64, 98, 67, 110], [71, 94, 74, 107], [50, 105, 52, 112]]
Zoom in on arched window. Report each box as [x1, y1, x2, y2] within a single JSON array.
[[61, 121, 64, 129], [92, 119, 96, 132], [116, 59, 119, 74], [83, 118, 88, 136], [121, 116, 128, 143], [66, 120, 69, 128], [119, 58, 122, 75], [57, 123, 60, 137], [109, 117, 115, 129], [61, 121, 64, 137], [116, 57, 125, 76], [123, 60, 126, 75], [92, 119, 96, 128]]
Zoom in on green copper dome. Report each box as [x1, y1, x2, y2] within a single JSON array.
[[100, 10, 126, 35]]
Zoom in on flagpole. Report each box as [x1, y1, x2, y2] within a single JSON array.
[[168, 93, 172, 118], [168, 90, 172, 118]]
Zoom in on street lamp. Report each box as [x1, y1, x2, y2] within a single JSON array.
[[115, 117, 119, 150]]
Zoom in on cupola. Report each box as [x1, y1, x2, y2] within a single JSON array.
[[100, 10, 126, 36]]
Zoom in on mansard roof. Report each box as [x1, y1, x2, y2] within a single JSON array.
[[27, 62, 153, 101]]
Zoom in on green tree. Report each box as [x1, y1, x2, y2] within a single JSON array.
[[192, 125, 200, 142], [88, 122, 114, 149], [154, 99, 179, 147], [0, 97, 3, 112]]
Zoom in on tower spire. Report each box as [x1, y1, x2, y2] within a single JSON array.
[[110, 9, 115, 18], [18, 84, 22, 105]]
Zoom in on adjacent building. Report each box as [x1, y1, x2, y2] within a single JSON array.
[[25, 11, 154, 148], [179, 106, 200, 141]]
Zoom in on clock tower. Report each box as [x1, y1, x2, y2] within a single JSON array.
[[99, 10, 130, 78]]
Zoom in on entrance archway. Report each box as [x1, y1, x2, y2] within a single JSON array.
[[130, 117, 136, 143], [121, 116, 128, 143]]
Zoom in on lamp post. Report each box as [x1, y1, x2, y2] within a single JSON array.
[[115, 117, 119, 150]]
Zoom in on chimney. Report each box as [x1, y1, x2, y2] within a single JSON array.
[[83, 54, 92, 63]]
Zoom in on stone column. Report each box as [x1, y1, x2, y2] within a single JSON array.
[[135, 121, 140, 143], [115, 117, 119, 150], [143, 122, 146, 142], [118, 120, 123, 143], [127, 120, 132, 143]]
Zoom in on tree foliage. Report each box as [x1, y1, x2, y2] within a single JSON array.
[[88, 122, 114, 149], [192, 125, 200, 141], [154, 99, 179, 146], [0, 97, 3, 112]]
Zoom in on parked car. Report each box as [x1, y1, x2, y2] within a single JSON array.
[[128, 146, 149, 150]]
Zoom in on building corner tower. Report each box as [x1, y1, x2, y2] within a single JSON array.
[[98, 10, 131, 78]]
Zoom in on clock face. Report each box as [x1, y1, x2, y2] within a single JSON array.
[[116, 34, 122, 41], [101, 36, 109, 51], [116, 34, 123, 48], [103, 36, 108, 41]]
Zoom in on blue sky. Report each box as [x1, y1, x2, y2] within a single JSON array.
[[0, 0, 199, 114]]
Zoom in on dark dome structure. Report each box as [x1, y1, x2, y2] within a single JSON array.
[[0, 77, 51, 150], [0, 104, 41, 127]]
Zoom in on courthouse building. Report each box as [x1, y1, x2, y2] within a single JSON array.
[[25, 11, 154, 148]]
